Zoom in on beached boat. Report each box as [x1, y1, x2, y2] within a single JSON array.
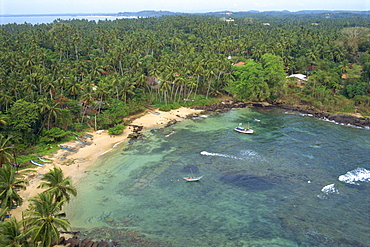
[[39, 157, 52, 163], [75, 137, 85, 143], [0, 214, 11, 221], [234, 123, 254, 134], [82, 133, 93, 138], [183, 176, 203, 182], [30, 159, 45, 167], [59, 145, 73, 151]]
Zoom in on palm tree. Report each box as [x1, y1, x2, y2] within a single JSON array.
[[0, 135, 15, 168], [22, 192, 71, 247], [0, 217, 28, 247], [0, 164, 28, 210], [37, 166, 77, 204], [0, 114, 9, 130], [0, 93, 14, 112], [45, 102, 62, 131], [38, 99, 62, 131]]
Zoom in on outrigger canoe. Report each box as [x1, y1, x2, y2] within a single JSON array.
[[59, 145, 73, 151], [30, 159, 45, 167], [39, 157, 52, 163], [183, 176, 203, 182], [75, 137, 85, 143]]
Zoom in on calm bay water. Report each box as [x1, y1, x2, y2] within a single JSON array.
[[65, 108, 370, 246]]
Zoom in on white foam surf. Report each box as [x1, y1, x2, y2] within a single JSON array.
[[321, 183, 339, 195], [338, 167, 370, 185]]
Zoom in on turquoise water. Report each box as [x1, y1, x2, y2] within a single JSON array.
[[65, 108, 370, 246]]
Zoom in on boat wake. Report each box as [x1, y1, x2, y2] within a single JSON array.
[[200, 150, 261, 161], [338, 167, 370, 185], [200, 151, 243, 160]]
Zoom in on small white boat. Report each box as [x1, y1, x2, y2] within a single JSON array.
[[183, 176, 203, 182], [30, 159, 45, 167], [234, 123, 254, 134], [254, 118, 261, 122]]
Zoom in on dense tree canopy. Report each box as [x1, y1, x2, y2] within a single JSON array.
[[0, 12, 370, 246], [0, 14, 369, 159]]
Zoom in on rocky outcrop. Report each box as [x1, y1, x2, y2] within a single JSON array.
[[58, 237, 111, 247], [276, 103, 370, 127], [192, 100, 370, 128], [192, 100, 271, 113], [127, 125, 144, 140]]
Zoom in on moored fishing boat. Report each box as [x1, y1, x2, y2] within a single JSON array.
[[234, 123, 254, 134], [183, 176, 203, 182]]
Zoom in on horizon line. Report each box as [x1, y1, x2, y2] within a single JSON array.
[[2, 9, 370, 17]]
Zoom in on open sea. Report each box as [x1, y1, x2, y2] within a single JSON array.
[[0, 15, 135, 25], [64, 107, 370, 247]]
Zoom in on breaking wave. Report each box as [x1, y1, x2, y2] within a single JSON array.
[[317, 183, 339, 199], [321, 183, 339, 195], [338, 167, 370, 185]]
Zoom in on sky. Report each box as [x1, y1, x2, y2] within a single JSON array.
[[2, 0, 370, 15]]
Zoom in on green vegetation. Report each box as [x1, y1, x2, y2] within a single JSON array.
[[0, 14, 369, 166], [0, 165, 76, 246], [0, 12, 370, 246]]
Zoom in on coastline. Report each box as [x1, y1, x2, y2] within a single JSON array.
[[12, 107, 203, 221], [193, 100, 370, 128], [11, 100, 370, 220]]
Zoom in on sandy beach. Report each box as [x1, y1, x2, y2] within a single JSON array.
[[12, 107, 203, 221]]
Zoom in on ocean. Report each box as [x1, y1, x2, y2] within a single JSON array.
[[65, 107, 370, 246], [0, 15, 136, 25]]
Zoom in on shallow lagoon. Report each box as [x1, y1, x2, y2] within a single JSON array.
[[65, 108, 370, 246]]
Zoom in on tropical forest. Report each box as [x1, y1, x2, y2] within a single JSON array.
[[0, 12, 370, 246]]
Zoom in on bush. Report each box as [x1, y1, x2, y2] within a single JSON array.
[[339, 105, 355, 113], [158, 103, 181, 111], [108, 124, 126, 135]]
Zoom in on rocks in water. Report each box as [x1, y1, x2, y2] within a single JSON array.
[[220, 174, 274, 191], [278, 103, 370, 127], [80, 238, 92, 247], [62, 237, 110, 247], [127, 124, 144, 140], [64, 236, 80, 247], [105, 217, 115, 222], [192, 99, 369, 128]]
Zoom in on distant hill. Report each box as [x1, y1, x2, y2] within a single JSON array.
[[117, 10, 370, 18], [118, 10, 184, 17], [3, 10, 370, 19]]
